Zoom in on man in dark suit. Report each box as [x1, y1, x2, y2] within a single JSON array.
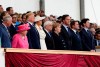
[[26, 12, 41, 49], [6, 7, 14, 16], [9, 14, 17, 39], [60, 15, 72, 50], [80, 18, 95, 51], [70, 20, 82, 50], [0, 15, 12, 48], [94, 31, 100, 46], [44, 21, 55, 50]]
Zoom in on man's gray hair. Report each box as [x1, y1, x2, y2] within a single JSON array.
[[3, 15, 12, 22], [44, 21, 53, 27]]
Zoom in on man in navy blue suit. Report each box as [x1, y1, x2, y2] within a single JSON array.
[[26, 12, 41, 49], [80, 18, 95, 51], [8, 14, 17, 40], [44, 21, 55, 50], [60, 15, 72, 50], [70, 20, 82, 50], [0, 15, 12, 48]]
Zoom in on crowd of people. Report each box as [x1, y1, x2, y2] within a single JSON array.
[[0, 5, 100, 52]]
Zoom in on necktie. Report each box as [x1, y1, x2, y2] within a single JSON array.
[[48, 32, 51, 37], [6, 27, 11, 38], [87, 30, 91, 37], [76, 31, 80, 39], [33, 25, 39, 34], [67, 27, 71, 36]]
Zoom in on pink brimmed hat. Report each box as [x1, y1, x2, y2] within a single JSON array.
[[17, 23, 30, 32]]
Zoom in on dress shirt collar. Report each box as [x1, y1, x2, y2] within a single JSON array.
[[72, 29, 77, 34], [2, 23, 7, 29], [28, 21, 33, 25], [63, 24, 69, 28], [84, 27, 89, 31]]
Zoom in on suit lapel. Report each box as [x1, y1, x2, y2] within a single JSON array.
[[61, 25, 69, 36], [83, 29, 92, 39]]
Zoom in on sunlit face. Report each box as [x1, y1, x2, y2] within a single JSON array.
[[9, 8, 14, 15], [7, 18, 12, 27], [20, 30, 28, 36], [28, 14, 35, 23], [36, 20, 42, 26], [22, 15, 26, 23], [74, 22, 79, 30], [12, 15, 17, 23], [55, 25, 61, 33], [46, 24, 53, 32], [63, 16, 71, 26], [84, 20, 90, 28], [0, 6, 3, 13]]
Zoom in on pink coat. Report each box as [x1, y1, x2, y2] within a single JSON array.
[[12, 33, 29, 48]]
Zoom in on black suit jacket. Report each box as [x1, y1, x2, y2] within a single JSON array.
[[0, 24, 11, 48], [27, 23, 40, 49], [80, 28, 95, 51], [9, 24, 17, 40], [70, 30, 82, 50], [60, 25, 72, 50], [44, 30, 55, 50], [52, 32, 67, 50]]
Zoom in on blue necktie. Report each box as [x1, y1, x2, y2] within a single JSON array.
[[76, 31, 80, 39], [48, 32, 51, 37], [67, 27, 71, 36], [87, 30, 91, 37]]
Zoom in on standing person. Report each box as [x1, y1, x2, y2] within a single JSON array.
[[9, 14, 17, 39], [80, 18, 95, 51], [44, 21, 55, 50], [70, 20, 82, 50], [0, 15, 12, 48], [6, 7, 14, 15], [0, 5, 4, 15], [0, 11, 9, 24], [22, 13, 27, 23], [60, 14, 72, 50], [52, 22, 67, 50], [35, 16, 47, 50], [26, 12, 41, 49], [94, 31, 100, 46], [12, 24, 30, 48]]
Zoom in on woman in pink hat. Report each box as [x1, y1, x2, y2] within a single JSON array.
[[12, 23, 30, 48]]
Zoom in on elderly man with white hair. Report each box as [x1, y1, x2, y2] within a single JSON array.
[[0, 15, 12, 48], [43, 21, 55, 50]]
